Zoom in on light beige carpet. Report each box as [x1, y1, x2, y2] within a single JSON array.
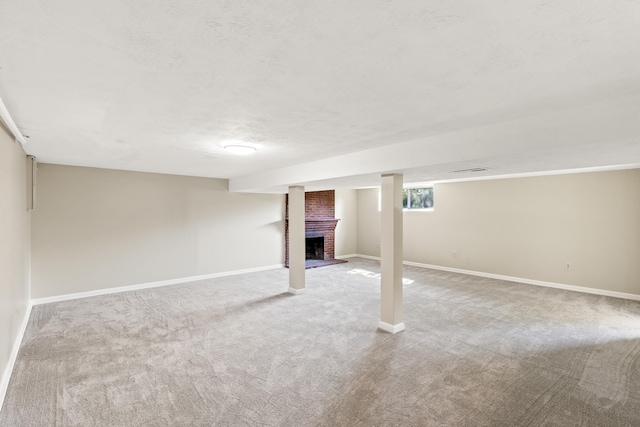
[[1, 258, 640, 426]]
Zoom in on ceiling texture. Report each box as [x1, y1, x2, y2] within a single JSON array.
[[0, 1, 639, 192]]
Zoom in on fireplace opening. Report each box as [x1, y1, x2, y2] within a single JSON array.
[[284, 190, 348, 269], [306, 236, 324, 260]]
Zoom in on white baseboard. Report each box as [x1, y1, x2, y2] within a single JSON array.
[[354, 254, 381, 261], [31, 264, 285, 306], [0, 301, 33, 410], [378, 321, 405, 334], [352, 254, 640, 301], [335, 254, 357, 260], [287, 287, 306, 295], [402, 260, 640, 301]]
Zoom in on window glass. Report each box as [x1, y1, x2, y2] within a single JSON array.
[[380, 187, 434, 211], [404, 187, 433, 209]]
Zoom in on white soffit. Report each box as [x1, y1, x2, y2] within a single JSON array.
[[229, 92, 640, 192]]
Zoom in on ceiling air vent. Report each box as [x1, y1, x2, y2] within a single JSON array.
[[452, 167, 489, 173]]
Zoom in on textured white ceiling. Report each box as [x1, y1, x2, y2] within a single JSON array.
[[0, 1, 638, 192]]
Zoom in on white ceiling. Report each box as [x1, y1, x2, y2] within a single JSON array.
[[0, 1, 639, 192]]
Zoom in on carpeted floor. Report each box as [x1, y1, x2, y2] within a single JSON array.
[[2, 258, 640, 426]]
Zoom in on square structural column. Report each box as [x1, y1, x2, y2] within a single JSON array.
[[288, 185, 306, 294], [379, 173, 405, 333]]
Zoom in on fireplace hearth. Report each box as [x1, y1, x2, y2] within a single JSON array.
[[285, 190, 348, 269]]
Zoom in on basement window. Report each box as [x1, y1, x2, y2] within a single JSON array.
[[403, 187, 434, 210], [378, 187, 434, 211]]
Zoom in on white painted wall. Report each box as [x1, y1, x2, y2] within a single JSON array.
[[334, 189, 357, 256], [0, 124, 31, 397], [356, 169, 640, 295], [32, 165, 285, 299]]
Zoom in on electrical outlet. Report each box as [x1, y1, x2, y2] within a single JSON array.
[[452, 251, 457, 258], [565, 263, 571, 270]]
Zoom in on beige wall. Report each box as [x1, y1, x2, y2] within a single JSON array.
[[357, 170, 640, 295], [0, 124, 31, 388], [335, 189, 357, 256], [357, 188, 381, 258], [32, 165, 285, 298]]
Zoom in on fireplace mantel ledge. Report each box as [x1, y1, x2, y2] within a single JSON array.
[[285, 217, 340, 222]]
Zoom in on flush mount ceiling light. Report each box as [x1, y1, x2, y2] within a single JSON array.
[[223, 144, 257, 155]]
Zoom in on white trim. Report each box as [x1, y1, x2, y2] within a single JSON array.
[[378, 321, 405, 334], [31, 264, 284, 306], [0, 301, 33, 409], [335, 254, 358, 260], [347, 164, 640, 191], [0, 97, 27, 145], [404, 182, 435, 189], [432, 163, 640, 186], [403, 208, 434, 212], [403, 260, 640, 301], [287, 287, 306, 295], [349, 255, 640, 301], [355, 254, 381, 261]]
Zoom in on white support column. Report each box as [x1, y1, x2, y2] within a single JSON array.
[[288, 185, 306, 294], [379, 173, 405, 333]]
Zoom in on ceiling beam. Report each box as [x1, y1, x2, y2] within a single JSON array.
[[229, 93, 640, 192]]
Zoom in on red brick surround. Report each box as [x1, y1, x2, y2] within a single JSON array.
[[285, 190, 340, 267]]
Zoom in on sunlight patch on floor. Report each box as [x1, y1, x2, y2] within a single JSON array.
[[347, 268, 414, 284]]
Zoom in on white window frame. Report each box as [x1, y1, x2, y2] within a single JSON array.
[[403, 187, 434, 211], [377, 185, 434, 212]]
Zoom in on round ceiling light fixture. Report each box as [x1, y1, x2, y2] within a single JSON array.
[[223, 143, 257, 155]]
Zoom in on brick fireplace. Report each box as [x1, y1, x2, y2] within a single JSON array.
[[285, 190, 347, 268]]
